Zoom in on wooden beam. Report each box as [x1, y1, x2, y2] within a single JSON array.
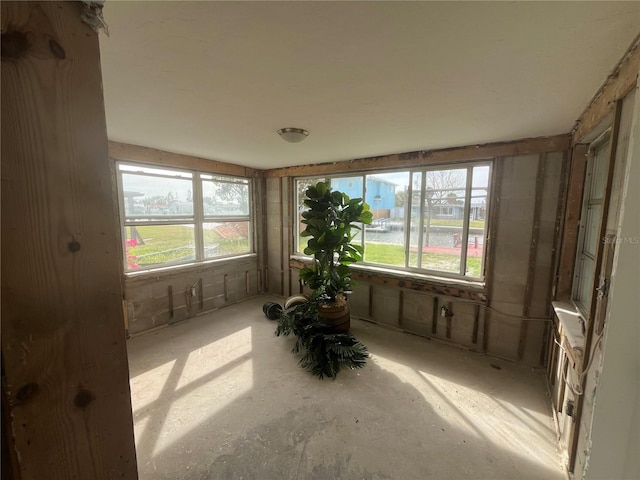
[[265, 134, 570, 178], [572, 34, 640, 142], [109, 141, 263, 178], [289, 259, 487, 302], [1, 2, 137, 478], [555, 145, 589, 299]]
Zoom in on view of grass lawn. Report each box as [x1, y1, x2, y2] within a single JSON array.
[[364, 242, 482, 276], [298, 235, 482, 277], [126, 225, 249, 268]]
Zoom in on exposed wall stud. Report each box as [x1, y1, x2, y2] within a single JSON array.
[[519, 153, 547, 360]]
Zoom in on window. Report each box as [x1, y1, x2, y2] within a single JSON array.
[[295, 161, 491, 280], [117, 163, 252, 272], [572, 134, 610, 317]]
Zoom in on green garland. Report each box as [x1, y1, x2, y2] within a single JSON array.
[[275, 301, 368, 380]]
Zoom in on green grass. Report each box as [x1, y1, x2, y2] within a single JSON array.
[[126, 225, 249, 268], [428, 219, 485, 228], [364, 242, 482, 276]]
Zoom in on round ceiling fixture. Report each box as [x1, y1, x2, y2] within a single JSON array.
[[277, 128, 309, 143]]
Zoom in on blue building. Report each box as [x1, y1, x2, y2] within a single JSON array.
[[330, 177, 397, 211]]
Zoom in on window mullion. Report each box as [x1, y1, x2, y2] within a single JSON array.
[[417, 172, 427, 269], [404, 174, 414, 269], [460, 167, 473, 275], [193, 172, 204, 261]]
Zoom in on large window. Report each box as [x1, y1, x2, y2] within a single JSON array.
[[117, 163, 252, 272], [295, 161, 491, 280]]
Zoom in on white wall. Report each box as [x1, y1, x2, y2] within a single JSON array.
[[585, 81, 640, 480]]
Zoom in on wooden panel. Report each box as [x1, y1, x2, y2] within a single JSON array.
[[1, 2, 137, 479], [265, 134, 570, 178], [109, 140, 262, 178], [572, 36, 640, 142]]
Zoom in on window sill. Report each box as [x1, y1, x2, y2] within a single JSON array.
[[552, 300, 586, 360], [125, 253, 257, 282], [290, 255, 486, 302]]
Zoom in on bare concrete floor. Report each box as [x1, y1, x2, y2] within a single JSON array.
[[127, 295, 565, 480]]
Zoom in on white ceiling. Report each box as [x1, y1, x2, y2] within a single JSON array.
[[100, 1, 640, 170]]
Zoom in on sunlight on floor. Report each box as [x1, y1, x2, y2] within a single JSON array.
[[130, 327, 254, 460]]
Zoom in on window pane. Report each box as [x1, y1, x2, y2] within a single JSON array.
[[122, 172, 193, 220], [590, 142, 609, 200], [124, 225, 195, 270], [466, 165, 489, 277], [408, 172, 423, 268], [296, 178, 326, 253], [330, 177, 363, 199], [583, 204, 602, 257], [203, 222, 250, 257], [422, 168, 467, 274], [364, 172, 409, 267], [202, 178, 250, 216], [576, 256, 595, 312]]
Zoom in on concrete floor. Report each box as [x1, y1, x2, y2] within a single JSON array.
[[127, 295, 565, 480]]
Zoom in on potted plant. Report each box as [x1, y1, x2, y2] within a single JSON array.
[[298, 181, 373, 331]]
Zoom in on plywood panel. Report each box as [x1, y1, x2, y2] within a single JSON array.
[[1, 2, 137, 478]]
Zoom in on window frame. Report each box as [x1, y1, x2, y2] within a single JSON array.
[[293, 160, 492, 283], [116, 161, 253, 273], [571, 131, 610, 319]]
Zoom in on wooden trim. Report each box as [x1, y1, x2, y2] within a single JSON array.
[[572, 34, 640, 143], [568, 99, 623, 473], [555, 145, 589, 299], [265, 135, 570, 178], [518, 153, 547, 359], [109, 141, 262, 177]]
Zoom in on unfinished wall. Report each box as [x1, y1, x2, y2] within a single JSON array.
[[267, 141, 568, 366], [125, 256, 260, 335]]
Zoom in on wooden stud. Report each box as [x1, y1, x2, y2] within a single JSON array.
[[518, 153, 547, 360], [547, 151, 570, 311], [572, 35, 640, 142], [555, 144, 589, 299], [1, 2, 137, 477], [483, 157, 505, 352], [224, 274, 229, 301], [445, 302, 453, 339], [199, 279, 204, 310], [265, 135, 570, 178], [398, 290, 404, 327], [168, 285, 174, 318], [472, 304, 480, 344], [431, 297, 439, 334], [368, 285, 373, 318], [246, 271, 250, 295]]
